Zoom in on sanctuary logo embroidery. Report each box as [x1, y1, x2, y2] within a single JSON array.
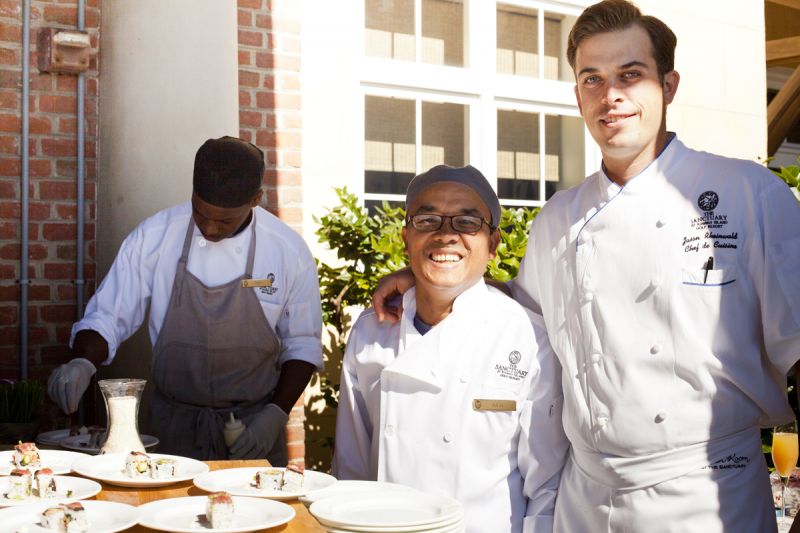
[[494, 350, 528, 382], [704, 453, 750, 470], [697, 191, 719, 211], [258, 273, 278, 295]]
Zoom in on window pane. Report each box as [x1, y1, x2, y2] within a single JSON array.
[[422, 0, 464, 67], [544, 12, 577, 81], [421, 101, 468, 170], [497, 4, 538, 77], [365, 0, 415, 61], [365, 95, 416, 195], [544, 115, 585, 199], [497, 110, 540, 201]]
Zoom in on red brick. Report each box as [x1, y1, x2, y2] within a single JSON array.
[[0, 304, 15, 325], [38, 94, 76, 114], [0, 70, 17, 89], [56, 243, 75, 260], [29, 73, 52, 91], [85, 77, 98, 96], [238, 8, 253, 26], [43, 262, 74, 279], [286, 441, 304, 463], [239, 130, 253, 143], [0, 156, 18, 176], [58, 117, 76, 135], [0, 24, 21, 44], [0, 91, 17, 109], [0, 47, 17, 66], [255, 14, 272, 30], [55, 204, 76, 220], [0, 112, 19, 132], [0, 178, 14, 198], [43, 222, 81, 241], [56, 283, 74, 300], [0, 134, 17, 155], [255, 90, 274, 109], [238, 29, 263, 47], [55, 75, 77, 93], [239, 90, 251, 107], [238, 49, 251, 67], [0, 221, 15, 238], [85, 8, 99, 28], [239, 69, 260, 88], [29, 116, 52, 134], [43, 5, 77, 25], [238, 0, 262, 9], [255, 130, 275, 147], [0, 242, 47, 260], [255, 51, 273, 69], [41, 304, 75, 323], [275, 206, 302, 224], [240, 110, 262, 128], [29, 159, 52, 177], [264, 112, 276, 129], [0, 0, 20, 17], [41, 138, 76, 157]]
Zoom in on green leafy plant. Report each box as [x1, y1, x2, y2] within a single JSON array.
[[0, 380, 44, 423], [768, 156, 800, 202]]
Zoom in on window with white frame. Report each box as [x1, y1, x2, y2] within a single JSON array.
[[362, 0, 592, 209]]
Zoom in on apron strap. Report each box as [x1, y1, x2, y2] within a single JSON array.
[[174, 219, 196, 306], [243, 213, 257, 279]]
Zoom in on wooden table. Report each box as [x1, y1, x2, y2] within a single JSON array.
[[94, 460, 326, 532]]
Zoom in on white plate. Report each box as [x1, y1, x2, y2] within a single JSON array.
[[310, 491, 462, 529], [323, 519, 465, 533], [60, 433, 160, 454], [0, 499, 139, 532], [35, 429, 72, 446], [299, 480, 417, 507], [0, 475, 102, 507], [0, 450, 90, 475], [193, 467, 337, 501], [137, 495, 295, 532], [72, 453, 208, 488]]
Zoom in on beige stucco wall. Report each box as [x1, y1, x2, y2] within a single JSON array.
[[96, 0, 239, 416], [638, 0, 767, 161]]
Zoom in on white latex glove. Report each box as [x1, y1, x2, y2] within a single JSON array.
[[47, 358, 96, 414], [228, 403, 288, 460]]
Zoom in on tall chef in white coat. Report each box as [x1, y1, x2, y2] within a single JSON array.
[[47, 137, 323, 463], [333, 165, 569, 533], [371, 1, 800, 531]]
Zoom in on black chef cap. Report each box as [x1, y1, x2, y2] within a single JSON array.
[[405, 165, 501, 228], [193, 136, 265, 208]]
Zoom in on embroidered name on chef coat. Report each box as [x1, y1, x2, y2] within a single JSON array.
[[680, 191, 739, 254], [493, 350, 528, 382]]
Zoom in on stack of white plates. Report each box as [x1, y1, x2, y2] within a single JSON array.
[[309, 483, 464, 533]]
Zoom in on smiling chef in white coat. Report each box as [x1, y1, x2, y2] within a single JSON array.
[[333, 165, 569, 533], [371, 1, 800, 531]]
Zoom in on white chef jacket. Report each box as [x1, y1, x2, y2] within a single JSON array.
[[333, 280, 569, 533], [72, 202, 323, 369], [513, 135, 800, 531]]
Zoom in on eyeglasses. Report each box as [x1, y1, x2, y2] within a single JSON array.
[[406, 214, 493, 234]]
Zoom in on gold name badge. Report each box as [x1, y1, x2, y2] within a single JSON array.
[[472, 399, 516, 412], [241, 278, 273, 288]]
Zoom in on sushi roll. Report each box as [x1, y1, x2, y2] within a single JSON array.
[[281, 464, 304, 492], [63, 502, 89, 533], [6, 468, 32, 500], [253, 467, 283, 490], [206, 491, 234, 529], [124, 451, 151, 477], [150, 457, 177, 479], [40, 506, 66, 531], [35, 467, 58, 498], [12, 441, 41, 468]]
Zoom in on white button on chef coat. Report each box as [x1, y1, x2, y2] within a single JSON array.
[[656, 218, 667, 228], [655, 412, 667, 423], [585, 292, 595, 302], [235, 246, 242, 254], [650, 344, 662, 355], [198, 238, 207, 248], [651, 278, 661, 288], [596, 416, 609, 428], [443, 432, 453, 443], [459, 375, 468, 383]]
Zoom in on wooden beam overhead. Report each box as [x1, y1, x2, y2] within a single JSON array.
[[767, 36, 800, 67], [767, 0, 800, 10], [768, 65, 800, 156]]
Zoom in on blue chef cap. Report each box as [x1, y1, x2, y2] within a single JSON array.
[[405, 165, 501, 228]]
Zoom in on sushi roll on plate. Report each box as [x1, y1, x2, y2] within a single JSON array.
[[206, 491, 234, 529]]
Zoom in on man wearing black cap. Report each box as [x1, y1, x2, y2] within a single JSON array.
[[47, 137, 323, 463], [332, 165, 568, 533]]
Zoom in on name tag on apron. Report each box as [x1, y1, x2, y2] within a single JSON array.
[[472, 399, 516, 412], [241, 278, 272, 288]]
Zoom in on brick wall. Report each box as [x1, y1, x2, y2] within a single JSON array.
[[237, 0, 306, 466], [0, 0, 100, 382]]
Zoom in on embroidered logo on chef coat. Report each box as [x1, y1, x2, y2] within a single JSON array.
[[258, 273, 278, 295], [703, 453, 750, 470], [697, 191, 719, 211], [494, 350, 528, 381]]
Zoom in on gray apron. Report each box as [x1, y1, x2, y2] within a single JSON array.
[[148, 218, 286, 463]]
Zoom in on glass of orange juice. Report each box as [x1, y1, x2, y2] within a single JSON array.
[[773, 421, 799, 519]]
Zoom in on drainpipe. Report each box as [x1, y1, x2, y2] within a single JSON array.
[[19, 0, 30, 381], [76, 0, 86, 318]]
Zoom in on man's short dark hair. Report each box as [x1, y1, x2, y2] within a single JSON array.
[[567, 0, 677, 83], [193, 136, 265, 208]]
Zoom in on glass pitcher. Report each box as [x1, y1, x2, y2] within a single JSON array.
[[98, 378, 146, 454]]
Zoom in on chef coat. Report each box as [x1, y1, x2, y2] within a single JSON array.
[[72, 202, 323, 370], [333, 280, 569, 533], [513, 134, 800, 531]]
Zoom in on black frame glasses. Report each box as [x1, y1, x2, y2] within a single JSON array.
[[406, 213, 493, 234]]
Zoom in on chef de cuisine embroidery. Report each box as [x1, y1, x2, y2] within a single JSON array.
[[681, 191, 739, 253], [494, 351, 528, 381]]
